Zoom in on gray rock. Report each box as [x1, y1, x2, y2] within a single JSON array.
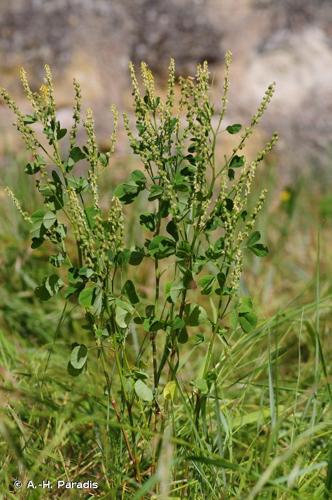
[[1, 0, 332, 175], [129, 0, 224, 75]]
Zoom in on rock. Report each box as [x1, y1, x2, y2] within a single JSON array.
[[234, 26, 332, 175], [0, 0, 332, 176], [129, 0, 224, 75]]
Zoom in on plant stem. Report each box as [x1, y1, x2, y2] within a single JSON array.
[[111, 398, 141, 483]]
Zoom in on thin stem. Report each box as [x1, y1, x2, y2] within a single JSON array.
[[111, 398, 141, 483]]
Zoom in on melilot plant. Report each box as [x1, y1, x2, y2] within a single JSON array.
[[0, 52, 277, 478]]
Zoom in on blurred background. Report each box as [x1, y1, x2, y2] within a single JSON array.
[[0, 0, 332, 179]]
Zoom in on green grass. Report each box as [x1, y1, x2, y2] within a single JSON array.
[[0, 157, 331, 499]]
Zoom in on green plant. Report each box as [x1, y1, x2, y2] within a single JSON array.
[[0, 52, 278, 484]]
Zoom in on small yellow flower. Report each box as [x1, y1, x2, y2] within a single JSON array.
[[280, 190, 291, 203], [39, 84, 49, 98]]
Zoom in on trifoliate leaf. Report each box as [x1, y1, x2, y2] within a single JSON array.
[[247, 231, 269, 257], [69, 146, 86, 163], [229, 155, 245, 168], [148, 235, 176, 259], [226, 123, 242, 134], [237, 297, 258, 333]]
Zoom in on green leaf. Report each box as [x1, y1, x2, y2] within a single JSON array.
[[131, 170, 147, 188], [93, 287, 103, 316], [57, 127, 67, 140], [65, 281, 84, 299], [168, 281, 185, 303], [238, 297, 254, 314], [53, 224, 66, 241], [117, 182, 138, 195], [70, 344, 88, 370], [159, 200, 170, 218], [145, 305, 155, 318], [199, 275, 215, 295], [185, 304, 207, 326], [176, 241, 191, 260], [148, 235, 176, 259], [43, 211, 57, 229], [78, 286, 95, 308], [23, 114, 37, 124], [115, 299, 134, 329], [178, 327, 189, 344], [217, 272, 226, 289], [173, 172, 189, 192], [85, 206, 100, 229], [49, 253, 65, 268], [172, 316, 185, 331], [247, 231, 269, 257], [115, 306, 129, 329], [67, 362, 84, 377], [226, 123, 242, 134], [249, 243, 269, 257], [99, 152, 109, 168], [134, 379, 153, 402], [237, 297, 258, 333], [239, 312, 257, 333], [166, 220, 179, 241], [78, 267, 94, 278], [67, 176, 89, 193], [114, 171, 146, 204], [143, 317, 164, 332], [215, 272, 226, 295], [129, 247, 145, 265], [35, 274, 64, 301], [247, 231, 261, 246], [31, 237, 45, 249], [95, 328, 109, 339], [25, 162, 40, 175], [225, 198, 234, 211], [148, 184, 164, 201], [69, 147, 86, 163], [44, 275, 63, 297], [30, 209, 46, 239], [140, 213, 156, 232], [228, 168, 235, 180], [122, 280, 139, 305], [229, 155, 245, 169], [168, 116, 178, 132], [31, 208, 46, 224]]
